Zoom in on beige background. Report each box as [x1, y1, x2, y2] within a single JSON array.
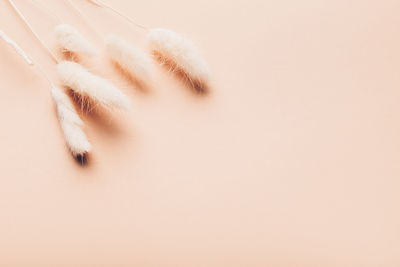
[[0, 0, 399, 266]]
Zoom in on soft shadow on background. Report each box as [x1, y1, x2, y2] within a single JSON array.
[[0, 0, 400, 266]]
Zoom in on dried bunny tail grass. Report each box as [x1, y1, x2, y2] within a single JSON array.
[[51, 87, 91, 157], [55, 24, 97, 57], [147, 28, 210, 86], [0, 28, 91, 159], [57, 61, 131, 109], [106, 34, 151, 82], [0, 30, 33, 65]]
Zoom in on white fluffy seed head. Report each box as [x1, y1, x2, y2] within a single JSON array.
[[57, 61, 131, 109], [106, 34, 151, 82], [51, 87, 91, 156], [147, 28, 209, 84], [55, 24, 97, 57]]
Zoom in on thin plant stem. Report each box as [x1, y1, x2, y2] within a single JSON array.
[[64, 0, 104, 40], [0, 29, 56, 91], [87, 0, 148, 31], [0, 29, 33, 65], [6, 0, 60, 63]]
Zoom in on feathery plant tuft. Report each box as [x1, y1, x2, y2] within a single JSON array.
[[55, 24, 98, 57], [0, 29, 91, 159], [2, 0, 211, 161]]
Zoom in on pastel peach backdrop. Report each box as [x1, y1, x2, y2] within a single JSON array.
[[0, 0, 399, 266]]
